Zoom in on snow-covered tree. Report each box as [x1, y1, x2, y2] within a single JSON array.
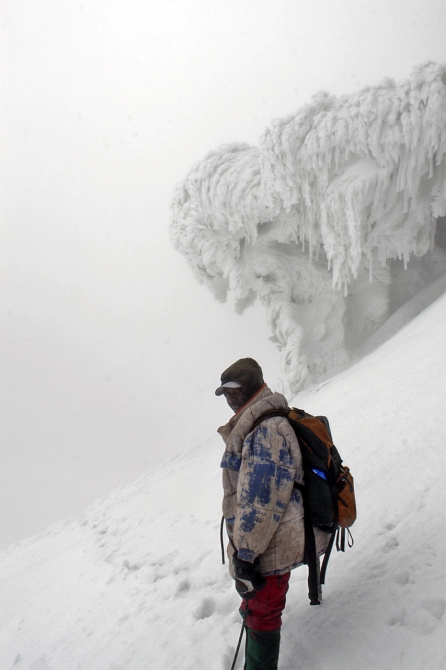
[[171, 62, 446, 394]]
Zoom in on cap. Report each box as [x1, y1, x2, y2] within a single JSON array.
[[215, 380, 242, 396]]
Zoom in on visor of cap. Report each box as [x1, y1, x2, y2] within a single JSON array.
[[215, 380, 242, 396]]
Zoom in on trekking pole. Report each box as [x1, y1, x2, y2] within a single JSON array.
[[230, 620, 246, 670]]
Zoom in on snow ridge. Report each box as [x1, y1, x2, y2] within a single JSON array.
[[171, 63, 446, 394]]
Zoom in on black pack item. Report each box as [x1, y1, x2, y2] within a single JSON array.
[[250, 407, 356, 605]]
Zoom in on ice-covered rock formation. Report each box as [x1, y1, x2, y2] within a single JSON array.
[[171, 63, 446, 393]]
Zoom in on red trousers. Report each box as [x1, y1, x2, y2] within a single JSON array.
[[240, 572, 290, 631]]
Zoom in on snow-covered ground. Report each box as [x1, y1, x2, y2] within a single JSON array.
[[0, 292, 444, 670]]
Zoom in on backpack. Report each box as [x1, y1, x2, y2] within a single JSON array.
[[251, 407, 356, 605]]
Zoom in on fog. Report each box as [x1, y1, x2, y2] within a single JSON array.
[[1, 0, 445, 549]]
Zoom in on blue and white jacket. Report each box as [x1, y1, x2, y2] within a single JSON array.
[[219, 385, 329, 576]]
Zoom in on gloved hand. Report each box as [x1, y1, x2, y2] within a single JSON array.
[[232, 554, 266, 599]]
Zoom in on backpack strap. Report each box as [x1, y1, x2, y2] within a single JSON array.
[[295, 481, 321, 605], [250, 408, 291, 432], [320, 527, 337, 584], [220, 515, 226, 565], [335, 527, 354, 552]]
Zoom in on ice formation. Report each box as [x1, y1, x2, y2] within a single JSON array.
[[171, 63, 446, 393]]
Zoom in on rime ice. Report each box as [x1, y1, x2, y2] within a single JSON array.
[[171, 63, 446, 394]]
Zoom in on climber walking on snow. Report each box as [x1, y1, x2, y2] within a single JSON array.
[[216, 358, 331, 670]]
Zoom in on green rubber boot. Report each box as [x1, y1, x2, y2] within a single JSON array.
[[244, 627, 281, 670]]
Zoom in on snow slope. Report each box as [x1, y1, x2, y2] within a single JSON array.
[[0, 293, 445, 670]]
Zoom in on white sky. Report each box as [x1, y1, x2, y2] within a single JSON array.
[[1, 0, 445, 549]]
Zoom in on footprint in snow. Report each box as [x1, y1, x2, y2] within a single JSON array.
[[387, 607, 406, 626], [392, 569, 412, 585], [193, 597, 216, 619], [422, 598, 446, 621], [382, 536, 399, 553], [122, 559, 141, 571], [377, 522, 397, 535], [369, 562, 387, 576], [175, 578, 191, 596]]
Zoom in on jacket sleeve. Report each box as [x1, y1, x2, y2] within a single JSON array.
[[233, 418, 296, 562]]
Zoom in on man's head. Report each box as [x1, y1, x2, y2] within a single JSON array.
[[215, 358, 264, 412]]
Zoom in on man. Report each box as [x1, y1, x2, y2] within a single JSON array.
[[216, 358, 329, 670]]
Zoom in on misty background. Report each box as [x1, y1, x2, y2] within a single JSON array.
[[1, 0, 445, 550]]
